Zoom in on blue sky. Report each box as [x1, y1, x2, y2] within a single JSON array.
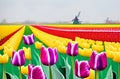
[[0, 0, 120, 23]]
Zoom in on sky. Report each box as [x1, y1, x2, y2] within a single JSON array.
[[0, 0, 120, 23]]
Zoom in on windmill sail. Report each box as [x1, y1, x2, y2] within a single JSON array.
[[77, 11, 81, 18]]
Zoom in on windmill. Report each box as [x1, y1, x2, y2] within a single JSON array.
[[72, 11, 81, 24]]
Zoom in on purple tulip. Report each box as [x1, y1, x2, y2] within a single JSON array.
[[40, 46, 58, 66], [11, 49, 26, 66], [28, 64, 46, 79], [89, 51, 107, 70], [23, 34, 34, 45], [66, 42, 78, 56], [75, 60, 90, 78]]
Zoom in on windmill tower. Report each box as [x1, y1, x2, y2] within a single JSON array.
[[72, 11, 81, 24]]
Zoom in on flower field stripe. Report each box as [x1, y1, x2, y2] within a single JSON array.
[[29, 26, 71, 53], [0, 25, 23, 41], [1, 26, 25, 53], [0, 26, 23, 46], [44, 24, 120, 28], [32, 25, 120, 42]]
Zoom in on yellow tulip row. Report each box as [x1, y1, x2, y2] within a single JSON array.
[[76, 37, 120, 62], [2, 26, 25, 57], [0, 25, 22, 41], [30, 26, 72, 53]]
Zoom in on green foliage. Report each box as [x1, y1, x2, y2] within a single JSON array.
[[105, 66, 113, 79]]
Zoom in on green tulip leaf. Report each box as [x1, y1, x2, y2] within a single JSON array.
[[62, 56, 82, 79], [7, 72, 18, 79], [105, 66, 113, 79], [22, 74, 28, 79], [62, 56, 71, 79], [52, 65, 65, 79], [32, 48, 41, 65]]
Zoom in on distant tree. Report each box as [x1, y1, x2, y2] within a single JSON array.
[[1, 19, 7, 24]]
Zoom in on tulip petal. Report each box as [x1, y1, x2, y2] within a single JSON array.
[[40, 46, 58, 66], [66, 42, 78, 56], [54, 48, 58, 64], [89, 51, 97, 70], [75, 60, 90, 78], [28, 34, 34, 44], [80, 61, 90, 78], [89, 51, 107, 70], [23, 35, 29, 45], [96, 52, 107, 70], [66, 42, 72, 56], [28, 64, 34, 79], [23, 34, 34, 45], [32, 66, 46, 79], [75, 60, 80, 77], [48, 48, 55, 65], [28, 64, 46, 79], [40, 46, 50, 65], [19, 50, 26, 66], [11, 49, 26, 66], [73, 43, 78, 56]]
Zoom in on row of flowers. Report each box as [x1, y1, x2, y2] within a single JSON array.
[[30, 26, 120, 64], [0, 34, 110, 79]]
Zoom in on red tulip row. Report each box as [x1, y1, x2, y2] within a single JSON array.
[[32, 25, 120, 42]]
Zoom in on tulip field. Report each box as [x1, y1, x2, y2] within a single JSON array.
[[0, 24, 120, 79]]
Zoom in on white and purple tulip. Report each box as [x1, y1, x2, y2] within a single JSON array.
[[40, 46, 58, 66], [89, 51, 107, 70], [75, 60, 90, 78], [23, 34, 34, 45], [28, 64, 46, 79], [66, 42, 78, 56], [11, 49, 26, 66]]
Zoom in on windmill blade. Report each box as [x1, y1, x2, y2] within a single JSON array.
[[77, 11, 81, 18]]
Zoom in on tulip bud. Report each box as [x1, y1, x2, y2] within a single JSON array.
[[23, 34, 34, 45], [4, 46, 14, 57], [28, 64, 46, 79], [0, 54, 9, 64], [35, 41, 43, 49], [89, 51, 107, 70], [23, 47, 31, 60], [66, 42, 78, 56], [21, 66, 28, 74], [11, 49, 26, 66], [40, 46, 58, 66], [75, 60, 90, 78]]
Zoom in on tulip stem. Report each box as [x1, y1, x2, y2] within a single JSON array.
[[19, 66, 22, 79], [95, 71, 99, 79], [49, 66, 52, 79], [118, 63, 120, 79], [71, 56, 74, 79], [3, 64, 7, 79]]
